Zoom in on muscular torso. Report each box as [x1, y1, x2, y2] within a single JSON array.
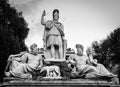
[[76, 55, 88, 65], [69, 54, 89, 66], [45, 21, 62, 36], [21, 53, 41, 69], [49, 27, 60, 35]]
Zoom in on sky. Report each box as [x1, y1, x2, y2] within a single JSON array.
[[9, 0, 120, 52]]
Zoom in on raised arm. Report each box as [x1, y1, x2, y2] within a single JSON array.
[[41, 10, 46, 25], [87, 53, 97, 66], [86, 47, 97, 66]]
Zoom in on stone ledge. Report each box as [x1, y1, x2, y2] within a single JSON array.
[[2, 78, 120, 87]]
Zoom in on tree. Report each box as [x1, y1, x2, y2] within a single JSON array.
[[91, 41, 103, 63], [0, 0, 29, 82], [91, 28, 120, 80], [108, 28, 120, 64]]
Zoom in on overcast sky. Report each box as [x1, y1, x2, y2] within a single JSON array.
[[9, 0, 120, 52]]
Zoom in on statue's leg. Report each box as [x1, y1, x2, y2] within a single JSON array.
[[5, 71, 11, 77], [59, 45, 63, 59], [51, 44, 55, 58], [10, 60, 21, 71], [55, 66, 60, 76], [62, 39, 67, 59], [10, 64, 30, 78], [81, 65, 100, 78], [85, 72, 100, 79], [96, 64, 113, 76]]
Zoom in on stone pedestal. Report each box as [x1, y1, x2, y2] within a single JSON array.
[[42, 59, 71, 79], [2, 78, 120, 87]]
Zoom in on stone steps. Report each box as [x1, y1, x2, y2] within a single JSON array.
[[2, 78, 120, 87]]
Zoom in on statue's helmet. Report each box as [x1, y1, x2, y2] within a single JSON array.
[[53, 9, 59, 15]]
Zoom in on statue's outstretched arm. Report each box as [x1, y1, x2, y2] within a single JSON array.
[[37, 55, 44, 70], [86, 47, 97, 66], [41, 10, 46, 25], [7, 52, 24, 62]]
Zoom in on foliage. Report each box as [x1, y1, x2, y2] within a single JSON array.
[[0, 0, 29, 82], [91, 28, 120, 77]]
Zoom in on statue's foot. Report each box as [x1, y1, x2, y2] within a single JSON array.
[[60, 57, 63, 59], [5, 72, 11, 77], [51, 57, 55, 59]]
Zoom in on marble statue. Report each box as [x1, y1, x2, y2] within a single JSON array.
[[41, 9, 67, 59], [5, 43, 43, 79], [40, 65, 61, 78], [3, 9, 119, 85], [67, 44, 117, 79], [5, 51, 27, 72]]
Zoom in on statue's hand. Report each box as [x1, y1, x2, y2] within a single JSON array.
[[93, 59, 98, 65], [37, 66, 42, 70], [90, 59, 97, 66], [42, 10, 46, 16], [7, 58, 12, 62], [7, 55, 14, 62]]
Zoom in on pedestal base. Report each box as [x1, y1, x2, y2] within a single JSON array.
[[43, 59, 71, 79], [2, 78, 120, 87]]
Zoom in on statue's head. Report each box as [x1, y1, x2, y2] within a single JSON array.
[[53, 9, 59, 21], [30, 43, 38, 55], [75, 44, 84, 56]]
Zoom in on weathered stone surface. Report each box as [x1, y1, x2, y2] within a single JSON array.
[[43, 60, 72, 79], [2, 78, 120, 87]]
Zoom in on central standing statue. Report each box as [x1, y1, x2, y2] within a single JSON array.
[[41, 9, 66, 59]]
